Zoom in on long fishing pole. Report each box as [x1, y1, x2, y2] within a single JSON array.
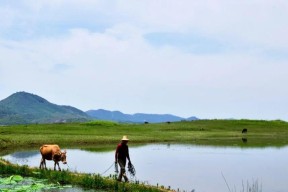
[[100, 162, 116, 175]]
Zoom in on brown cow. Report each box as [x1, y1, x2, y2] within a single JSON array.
[[39, 144, 67, 171]]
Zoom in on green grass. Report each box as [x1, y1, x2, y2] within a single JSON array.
[[0, 159, 168, 192], [1, 119, 288, 154]]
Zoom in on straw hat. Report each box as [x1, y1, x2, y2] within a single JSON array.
[[121, 135, 129, 141]]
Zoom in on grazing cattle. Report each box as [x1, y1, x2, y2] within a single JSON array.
[[242, 128, 248, 134], [39, 144, 67, 171]]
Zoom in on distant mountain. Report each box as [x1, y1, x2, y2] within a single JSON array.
[[0, 91, 90, 125], [86, 109, 198, 123], [0, 91, 198, 125]]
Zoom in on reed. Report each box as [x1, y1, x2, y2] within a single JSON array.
[[222, 172, 262, 192]]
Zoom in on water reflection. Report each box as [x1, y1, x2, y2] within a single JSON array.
[[242, 137, 248, 143], [5, 151, 39, 164], [2, 144, 288, 192], [11, 151, 38, 158]]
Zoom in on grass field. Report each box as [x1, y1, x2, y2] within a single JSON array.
[[1, 119, 288, 154]]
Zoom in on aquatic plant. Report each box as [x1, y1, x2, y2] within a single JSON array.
[[0, 175, 72, 191]]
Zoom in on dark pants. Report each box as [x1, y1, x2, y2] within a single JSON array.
[[117, 159, 128, 182]]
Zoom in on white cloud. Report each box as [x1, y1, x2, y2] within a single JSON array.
[[0, 0, 288, 120], [113, 1, 288, 50]]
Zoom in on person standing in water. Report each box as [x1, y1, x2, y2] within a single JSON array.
[[115, 135, 131, 182]]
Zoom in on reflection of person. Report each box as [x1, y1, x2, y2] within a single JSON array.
[[115, 135, 131, 182]]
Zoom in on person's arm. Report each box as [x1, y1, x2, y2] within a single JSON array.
[[127, 147, 131, 162], [115, 145, 119, 163]]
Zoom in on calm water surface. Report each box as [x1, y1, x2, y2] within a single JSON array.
[[2, 144, 288, 192]]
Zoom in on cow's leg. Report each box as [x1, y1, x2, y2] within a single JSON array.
[[40, 158, 46, 170], [57, 162, 61, 171], [39, 158, 43, 169], [43, 159, 47, 170], [53, 161, 61, 171]]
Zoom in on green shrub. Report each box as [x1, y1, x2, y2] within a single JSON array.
[[83, 120, 119, 126]]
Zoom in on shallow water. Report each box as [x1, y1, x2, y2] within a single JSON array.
[[2, 144, 288, 192]]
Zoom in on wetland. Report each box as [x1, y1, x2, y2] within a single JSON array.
[[2, 144, 288, 192], [1, 119, 288, 191]]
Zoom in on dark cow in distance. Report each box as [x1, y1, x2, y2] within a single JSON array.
[[242, 128, 248, 134], [39, 144, 67, 171]]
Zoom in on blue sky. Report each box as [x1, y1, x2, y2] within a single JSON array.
[[1, 0, 288, 120]]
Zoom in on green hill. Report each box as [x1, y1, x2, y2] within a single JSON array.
[[0, 92, 90, 125]]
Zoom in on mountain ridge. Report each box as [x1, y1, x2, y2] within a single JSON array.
[[0, 92, 198, 125], [86, 109, 198, 123], [0, 91, 90, 125]]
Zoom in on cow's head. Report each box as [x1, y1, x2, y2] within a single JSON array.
[[61, 150, 67, 164]]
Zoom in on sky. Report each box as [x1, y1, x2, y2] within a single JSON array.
[[1, 0, 288, 120]]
